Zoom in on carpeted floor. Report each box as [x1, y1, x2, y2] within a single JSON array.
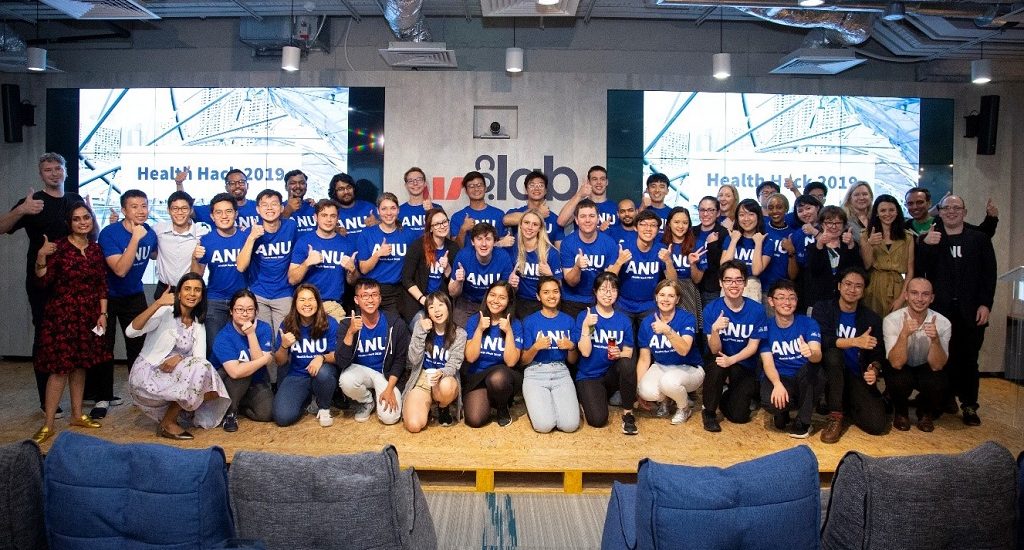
[[425, 492, 610, 550]]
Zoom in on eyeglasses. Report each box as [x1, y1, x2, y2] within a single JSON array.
[[526, 181, 546, 190], [169, 206, 191, 213], [431, 219, 450, 228], [940, 205, 965, 212], [336, 185, 354, 192], [405, 177, 426, 184], [721, 277, 745, 286], [232, 307, 256, 314], [823, 220, 844, 227], [698, 208, 718, 214], [596, 286, 617, 294], [637, 222, 660, 229], [358, 292, 381, 299], [465, 182, 486, 190], [226, 179, 247, 187]]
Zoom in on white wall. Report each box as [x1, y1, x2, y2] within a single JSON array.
[[1, 17, 1021, 372]]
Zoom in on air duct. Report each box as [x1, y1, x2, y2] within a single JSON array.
[[383, 0, 432, 42], [733, 7, 874, 45]]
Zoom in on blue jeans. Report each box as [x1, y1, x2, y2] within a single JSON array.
[[205, 299, 231, 356], [522, 362, 579, 433], [271, 365, 339, 427]]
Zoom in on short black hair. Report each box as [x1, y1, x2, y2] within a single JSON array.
[[574, 198, 598, 219], [768, 279, 797, 297], [462, 171, 486, 189], [719, 260, 748, 280], [646, 173, 669, 187], [256, 189, 283, 204], [469, 222, 497, 241], [756, 181, 780, 196], [120, 189, 148, 208], [634, 209, 661, 227], [209, 193, 237, 210], [794, 194, 822, 210], [804, 181, 828, 197], [284, 169, 307, 183], [904, 186, 931, 201], [167, 190, 194, 208]]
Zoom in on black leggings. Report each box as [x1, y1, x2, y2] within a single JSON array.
[[703, 360, 759, 424], [463, 365, 517, 428], [887, 363, 948, 418], [575, 357, 637, 428], [760, 362, 821, 426]]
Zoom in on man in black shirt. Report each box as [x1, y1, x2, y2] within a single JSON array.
[[0, 153, 83, 414], [915, 194, 996, 426]]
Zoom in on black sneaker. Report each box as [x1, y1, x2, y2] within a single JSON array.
[[438, 406, 454, 427], [496, 408, 512, 427], [962, 406, 981, 426], [788, 421, 812, 439], [621, 412, 638, 435], [90, 401, 108, 420], [702, 411, 721, 433], [222, 413, 238, 433], [773, 411, 788, 431]]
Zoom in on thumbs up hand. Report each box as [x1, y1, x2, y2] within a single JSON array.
[[279, 329, 297, 349], [616, 243, 632, 264], [19, 189, 43, 215], [575, 248, 589, 269], [455, 262, 465, 282], [712, 310, 730, 334], [857, 326, 877, 350], [437, 253, 449, 273], [866, 227, 883, 246], [37, 234, 56, 259], [797, 335, 812, 358], [498, 314, 511, 333], [842, 227, 854, 248], [377, 238, 392, 257], [347, 313, 363, 335], [342, 251, 358, 273], [923, 315, 939, 340], [192, 243, 206, 260], [305, 244, 323, 266], [508, 271, 520, 288], [923, 223, 941, 245], [986, 197, 998, 218], [583, 307, 598, 329]]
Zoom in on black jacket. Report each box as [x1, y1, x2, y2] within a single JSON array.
[[691, 224, 729, 295], [914, 225, 996, 323], [335, 311, 411, 380], [799, 240, 864, 312], [401, 236, 459, 298], [811, 298, 884, 369]]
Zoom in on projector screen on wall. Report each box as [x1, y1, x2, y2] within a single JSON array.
[[607, 90, 953, 211]]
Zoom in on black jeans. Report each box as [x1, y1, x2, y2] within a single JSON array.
[[887, 363, 948, 418], [220, 370, 274, 421], [26, 279, 49, 407], [761, 362, 822, 426], [822, 348, 887, 435], [703, 360, 759, 423], [575, 356, 638, 427], [945, 306, 986, 410], [86, 292, 147, 401]]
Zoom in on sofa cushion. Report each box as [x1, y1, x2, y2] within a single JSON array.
[[822, 441, 1016, 550], [636, 446, 820, 550], [0, 439, 45, 550], [44, 431, 234, 549], [601, 482, 638, 550], [229, 445, 436, 550]]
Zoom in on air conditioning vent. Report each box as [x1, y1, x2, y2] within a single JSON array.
[[41, 0, 158, 20], [378, 42, 457, 69], [770, 48, 865, 75]]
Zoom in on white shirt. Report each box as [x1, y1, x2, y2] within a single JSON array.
[[883, 307, 951, 367], [153, 220, 209, 286]]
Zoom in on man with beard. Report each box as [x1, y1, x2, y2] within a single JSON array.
[[329, 172, 377, 238], [188, 169, 261, 231], [605, 199, 638, 246], [0, 152, 83, 416], [281, 170, 317, 237], [450, 171, 514, 249]]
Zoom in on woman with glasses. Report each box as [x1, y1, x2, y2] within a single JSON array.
[[802, 206, 863, 313], [860, 194, 914, 317], [691, 196, 730, 308], [573, 273, 638, 434], [721, 199, 774, 301], [511, 210, 563, 319], [211, 289, 274, 432], [403, 207, 459, 326]]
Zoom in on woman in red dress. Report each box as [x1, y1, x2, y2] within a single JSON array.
[[32, 202, 111, 444]]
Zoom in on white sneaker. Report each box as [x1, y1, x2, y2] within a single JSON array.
[[671, 406, 693, 425], [317, 408, 333, 427], [655, 401, 669, 418], [353, 400, 375, 422]]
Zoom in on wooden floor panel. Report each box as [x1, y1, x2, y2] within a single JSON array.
[[3, 361, 1022, 491]]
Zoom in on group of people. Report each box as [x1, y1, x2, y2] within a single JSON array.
[[9, 153, 997, 445]]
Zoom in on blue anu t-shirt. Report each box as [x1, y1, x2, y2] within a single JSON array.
[[701, 297, 769, 371], [521, 311, 574, 366], [571, 309, 634, 381], [638, 309, 701, 367], [98, 221, 157, 297]]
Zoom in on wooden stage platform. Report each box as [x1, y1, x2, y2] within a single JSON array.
[[3, 361, 1022, 493]]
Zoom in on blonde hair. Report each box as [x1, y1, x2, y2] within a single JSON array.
[[842, 181, 874, 221], [515, 210, 553, 274], [718, 184, 740, 222]]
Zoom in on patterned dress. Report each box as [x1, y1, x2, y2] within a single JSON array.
[[127, 320, 230, 428], [34, 238, 112, 375]]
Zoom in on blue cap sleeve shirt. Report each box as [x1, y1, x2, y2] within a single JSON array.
[[291, 201, 318, 237], [280, 316, 339, 378], [353, 318, 391, 373], [559, 231, 620, 305], [838, 311, 861, 374], [292, 231, 357, 301], [199, 229, 249, 301], [464, 314, 523, 375], [571, 309, 634, 381], [596, 200, 618, 229], [760, 315, 822, 379], [667, 243, 694, 280], [521, 311, 575, 366], [356, 225, 414, 285], [701, 297, 769, 371], [98, 222, 157, 297], [760, 224, 794, 288], [618, 240, 669, 315], [506, 206, 564, 244], [247, 218, 297, 300], [453, 247, 515, 303], [337, 200, 376, 238], [638, 309, 701, 366], [515, 247, 563, 301], [731, 234, 777, 282], [399, 202, 443, 234], [212, 320, 274, 384], [450, 204, 509, 240], [423, 332, 450, 371]]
